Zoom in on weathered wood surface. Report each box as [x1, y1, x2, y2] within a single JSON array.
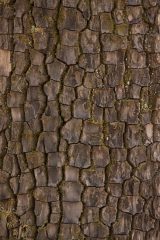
[[0, 0, 160, 239]]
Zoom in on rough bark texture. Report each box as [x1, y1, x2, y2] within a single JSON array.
[[0, 0, 160, 239]]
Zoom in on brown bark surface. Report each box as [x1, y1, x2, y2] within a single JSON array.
[[0, 0, 160, 239]]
